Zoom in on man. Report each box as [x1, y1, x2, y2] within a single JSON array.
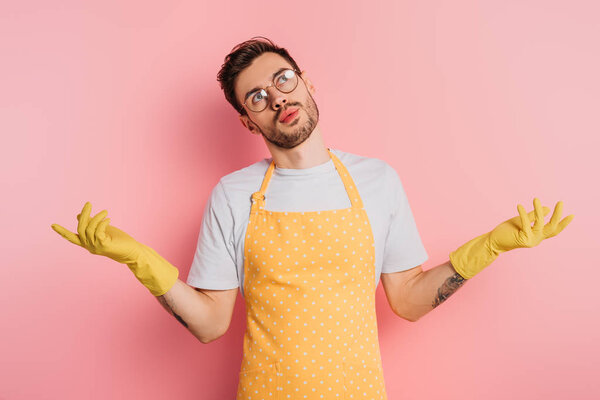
[[51, 37, 574, 399]]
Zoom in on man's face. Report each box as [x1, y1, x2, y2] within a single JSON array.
[[235, 52, 319, 149]]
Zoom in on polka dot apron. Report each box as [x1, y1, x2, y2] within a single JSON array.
[[236, 149, 388, 400]]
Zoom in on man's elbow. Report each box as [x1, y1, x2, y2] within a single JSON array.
[[199, 333, 225, 344], [198, 335, 216, 344], [402, 314, 420, 323], [195, 325, 228, 344], [393, 307, 420, 323]]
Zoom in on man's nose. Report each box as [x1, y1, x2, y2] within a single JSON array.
[[268, 87, 288, 111]]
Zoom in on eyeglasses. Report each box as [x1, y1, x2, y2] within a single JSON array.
[[243, 68, 301, 113]]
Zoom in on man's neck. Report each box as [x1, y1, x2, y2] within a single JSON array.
[[266, 125, 331, 170]]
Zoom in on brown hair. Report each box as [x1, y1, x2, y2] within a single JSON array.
[[217, 36, 302, 116]]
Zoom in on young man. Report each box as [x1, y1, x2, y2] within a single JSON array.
[[51, 37, 574, 400]]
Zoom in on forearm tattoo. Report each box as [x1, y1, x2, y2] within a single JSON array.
[[157, 295, 189, 328], [432, 273, 466, 308]]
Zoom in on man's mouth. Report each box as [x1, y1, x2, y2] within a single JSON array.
[[279, 108, 299, 123]]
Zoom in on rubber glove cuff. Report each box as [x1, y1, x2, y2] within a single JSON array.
[[125, 243, 179, 296], [449, 232, 500, 280]]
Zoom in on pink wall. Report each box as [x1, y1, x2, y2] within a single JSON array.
[[2, 1, 598, 399]]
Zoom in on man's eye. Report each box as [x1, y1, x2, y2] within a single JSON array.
[[252, 92, 265, 103], [279, 70, 295, 83]]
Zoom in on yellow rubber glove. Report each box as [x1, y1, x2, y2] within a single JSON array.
[[51, 201, 179, 296], [449, 198, 574, 279]]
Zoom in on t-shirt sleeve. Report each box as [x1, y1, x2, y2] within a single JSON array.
[[186, 180, 239, 290], [381, 165, 428, 273]]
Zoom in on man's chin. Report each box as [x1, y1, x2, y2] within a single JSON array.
[[265, 131, 312, 149]]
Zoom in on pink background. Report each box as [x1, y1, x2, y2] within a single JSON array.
[[1, 0, 598, 399]]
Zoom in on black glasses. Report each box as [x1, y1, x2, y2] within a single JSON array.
[[243, 68, 301, 113]]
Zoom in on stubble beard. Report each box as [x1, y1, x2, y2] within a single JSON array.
[[260, 93, 320, 149]]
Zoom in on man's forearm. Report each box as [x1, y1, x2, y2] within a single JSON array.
[[155, 279, 223, 343], [403, 260, 467, 321]]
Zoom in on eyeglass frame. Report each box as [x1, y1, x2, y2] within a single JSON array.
[[241, 68, 304, 113]]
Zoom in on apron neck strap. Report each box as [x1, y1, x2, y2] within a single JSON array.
[[329, 150, 364, 209], [252, 149, 364, 209]]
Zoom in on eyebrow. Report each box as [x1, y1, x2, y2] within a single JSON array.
[[243, 67, 290, 102]]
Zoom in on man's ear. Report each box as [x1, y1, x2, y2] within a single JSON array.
[[300, 70, 316, 95], [239, 114, 260, 135]]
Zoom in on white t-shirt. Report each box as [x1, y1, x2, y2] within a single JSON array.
[[186, 148, 428, 298]]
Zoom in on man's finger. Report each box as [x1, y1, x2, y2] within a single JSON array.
[[77, 202, 92, 246], [517, 204, 532, 234], [533, 198, 544, 232], [51, 223, 82, 246], [87, 210, 108, 246], [549, 201, 563, 227], [556, 214, 575, 234], [97, 218, 110, 242]]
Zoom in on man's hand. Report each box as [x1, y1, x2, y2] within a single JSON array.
[[51, 201, 179, 296], [488, 198, 574, 255], [51, 201, 143, 264], [450, 197, 574, 280]]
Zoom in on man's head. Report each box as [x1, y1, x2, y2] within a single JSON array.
[[217, 37, 319, 149]]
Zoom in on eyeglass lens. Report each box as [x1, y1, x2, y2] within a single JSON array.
[[247, 69, 298, 112]]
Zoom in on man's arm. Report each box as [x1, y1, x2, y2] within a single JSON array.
[[155, 279, 237, 344], [381, 261, 466, 322]]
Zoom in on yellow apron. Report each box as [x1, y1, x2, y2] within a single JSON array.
[[237, 149, 388, 400]]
